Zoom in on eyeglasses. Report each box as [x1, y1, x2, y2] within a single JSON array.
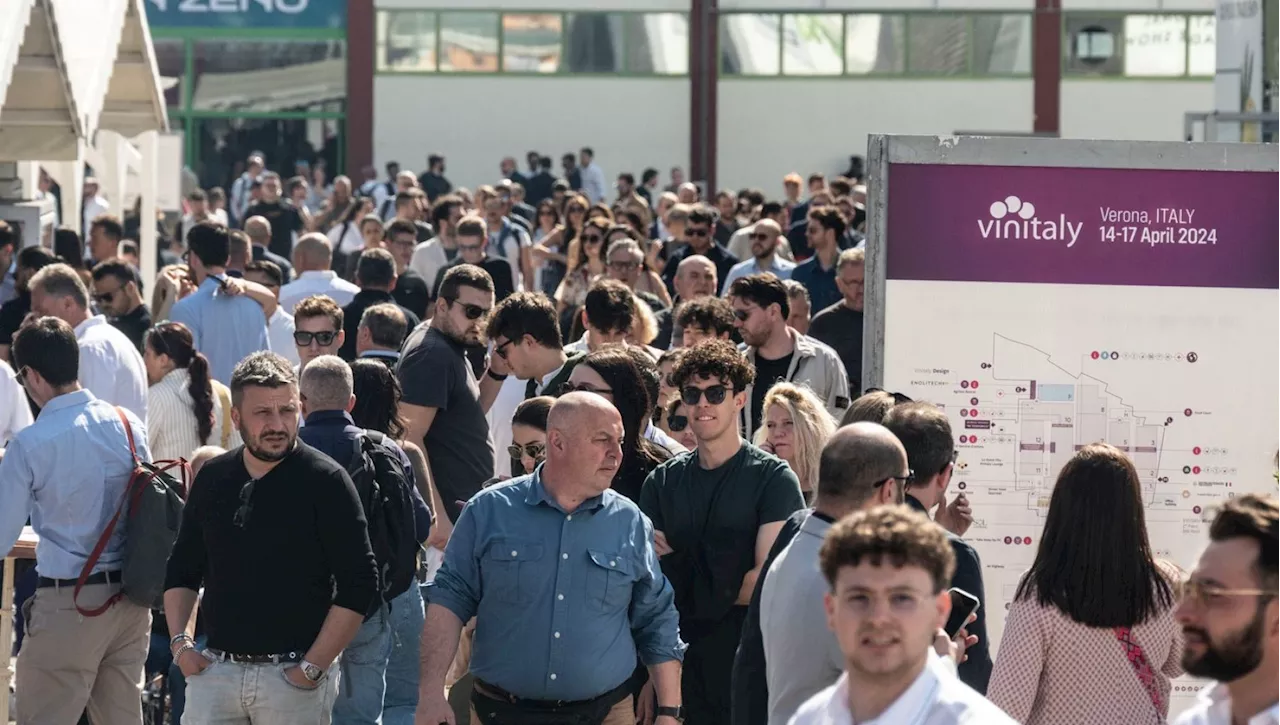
[[686, 228, 710, 238], [445, 298, 491, 321], [681, 384, 733, 406], [14, 365, 29, 387], [507, 442, 547, 460], [1178, 579, 1276, 607], [667, 413, 689, 432], [293, 330, 337, 347], [494, 338, 514, 360], [560, 381, 614, 397], [232, 479, 257, 529], [582, 234, 603, 244], [875, 470, 916, 488], [864, 387, 914, 405], [458, 243, 484, 254], [608, 260, 639, 270]]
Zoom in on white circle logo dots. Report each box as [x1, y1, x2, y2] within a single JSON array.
[[990, 196, 1036, 220]]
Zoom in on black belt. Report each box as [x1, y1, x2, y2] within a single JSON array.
[[204, 648, 304, 665], [37, 570, 122, 588], [473, 677, 631, 710]]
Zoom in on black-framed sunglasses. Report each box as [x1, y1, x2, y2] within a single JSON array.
[[560, 382, 613, 397], [293, 330, 337, 347], [874, 470, 915, 488], [507, 442, 547, 460], [667, 413, 689, 432], [92, 289, 119, 305], [681, 384, 732, 406], [864, 387, 914, 405], [232, 479, 257, 529], [444, 297, 490, 320], [732, 308, 752, 321], [686, 228, 709, 238], [581, 234, 603, 244], [494, 338, 514, 360]]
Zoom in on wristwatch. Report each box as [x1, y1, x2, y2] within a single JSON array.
[[655, 705, 684, 722], [299, 659, 325, 683], [485, 369, 509, 382]]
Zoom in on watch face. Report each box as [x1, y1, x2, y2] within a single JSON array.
[[302, 663, 323, 681]]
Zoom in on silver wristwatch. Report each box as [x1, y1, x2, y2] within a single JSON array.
[[300, 660, 325, 683]]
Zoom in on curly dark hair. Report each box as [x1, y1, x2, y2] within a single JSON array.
[[674, 297, 736, 338], [671, 338, 754, 391]]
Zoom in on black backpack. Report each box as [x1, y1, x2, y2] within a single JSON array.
[[346, 431, 419, 612]]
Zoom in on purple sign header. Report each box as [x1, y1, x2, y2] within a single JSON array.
[[886, 163, 1279, 289]]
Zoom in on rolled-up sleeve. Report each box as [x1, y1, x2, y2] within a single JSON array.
[[628, 514, 685, 665], [426, 499, 482, 623], [318, 469, 378, 615]]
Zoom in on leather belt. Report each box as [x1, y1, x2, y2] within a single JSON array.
[[473, 678, 630, 710], [204, 648, 304, 665], [37, 570, 122, 588]]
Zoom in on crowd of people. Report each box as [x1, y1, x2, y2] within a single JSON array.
[[0, 150, 1275, 725]]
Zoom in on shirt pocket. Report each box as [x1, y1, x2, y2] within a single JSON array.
[[482, 539, 544, 606], [585, 549, 635, 613]]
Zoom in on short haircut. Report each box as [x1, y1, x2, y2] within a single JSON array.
[[687, 204, 717, 227], [486, 291, 562, 349], [208, 187, 226, 203], [1209, 494, 1279, 589], [230, 351, 297, 407], [438, 263, 494, 301], [299, 355, 354, 411], [294, 294, 343, 329], [12, 316, 78, 386], [666, 204, 691, 225], [583, 279, 635, 334], [513, 396, 555, 431], [882, 401, 954, 484], [782, 279, 810, 306], [841, 390, 898, 426], [244, 260, 283, 287], [17, 245, 57, 273], [759, 200, 784, 219], [817, 422, 906, 506], [395, 190, 416, 209], [807, 172, 826, 187], [641, 168, 659, 184], [581, 146, 594, 157], [430, 195, 464, 227], [455, 215, 487, 239], [385, 218, 416, 240], [618, 172, 635, 186], [91, 214, 124, 240], [606, 238, 644, 262], [187, 221, 232, 267], [674, 297, 735, 337], [187, 189, 208, 203], [671, 338, 754, 391], [808, 205, 847, 238], [29, 263, 89, 309], [729, 273, 790, 320], [838, 247, 865, 271], [90, 258, 138, 287], [356, 248, 397, 289], [820, 506, 955, 593], [830, 177, 853, 197], [359, 303, 408, 349]]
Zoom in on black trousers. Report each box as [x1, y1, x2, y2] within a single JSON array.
[[683, 607, 748, 725]]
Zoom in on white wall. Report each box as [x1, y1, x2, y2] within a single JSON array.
[[373, 75, 689, 191], [716, 79, 1034, 191], [1060, 80, 1213, 141]]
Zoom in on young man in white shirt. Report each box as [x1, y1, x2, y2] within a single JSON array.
[[788, 506, 1014, 725], [1175, 494, 1278, 725]]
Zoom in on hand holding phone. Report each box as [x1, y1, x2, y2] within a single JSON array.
[[944, 587, 981, 638]]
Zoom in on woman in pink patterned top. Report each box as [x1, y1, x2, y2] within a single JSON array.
[[988, 443, 1185, 724]]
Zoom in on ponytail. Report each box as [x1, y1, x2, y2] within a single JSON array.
[[187, 351, 215, 445]]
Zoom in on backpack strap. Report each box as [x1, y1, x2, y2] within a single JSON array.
[[74, 409, 140, 616], [1113, 626, 1165, 715]]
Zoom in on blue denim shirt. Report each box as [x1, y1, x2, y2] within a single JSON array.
[[428, 469, 684, 701], [790, 256, 840, 314], [298, 410, 431, 541], [168, 276, 271, 385]]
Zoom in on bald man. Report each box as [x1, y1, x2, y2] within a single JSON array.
[[721, 219, 797, 292], [244, 214, 294, 282], [654, 255, 719, 349], [278, 233, 361, 312], [417, 393, 686, 725]]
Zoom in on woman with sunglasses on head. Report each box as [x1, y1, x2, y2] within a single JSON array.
[[143, 321, 240, 462], [660, 399, 698, 452], [753, 383, 836, 504], [988, 443, 1184, 725], [501, 395, 555, 480], [553, 217, 609, 334]]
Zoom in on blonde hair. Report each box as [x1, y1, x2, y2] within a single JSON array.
[[754, 382, 837, 495], [629, 293, 658, 345]]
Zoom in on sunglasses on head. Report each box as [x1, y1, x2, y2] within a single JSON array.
[[507, 442, 547, 460], [864, 387, 914, 405], [681, 384, 733, 406], [667, 413, 689, 432], [445, 297, 490, 320], [294, 330, 337, 347]]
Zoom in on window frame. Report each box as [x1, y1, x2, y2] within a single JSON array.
[[1061, 12, 1215, 80]]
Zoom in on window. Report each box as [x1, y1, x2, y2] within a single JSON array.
[[504, 14, 562, 73], [565, 13, 623, 73], [1074, 26, 1117, 63], [907, 15, 969, 75], [377, 11, 436, 72], [845, 14, 905, 75], [624, 13, 688, 75], [1066, 13, 1210, 78], [972, 14, 1032, 75], [439, 12, 498, 72], [1188, 15, 1215, 76], [783, 14, 842, 75], [1124, 15, 1187, 76], [192, 40, 346, 112], [153, 39, 185, 108], [722, 14, 780, 75]]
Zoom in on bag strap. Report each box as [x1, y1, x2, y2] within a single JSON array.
[[1113, 626, 1165, 715], [216, 383, 232, 449], [74, 408, 141, 616]]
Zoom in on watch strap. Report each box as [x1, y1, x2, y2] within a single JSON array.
[[655, 705, 684, 721]]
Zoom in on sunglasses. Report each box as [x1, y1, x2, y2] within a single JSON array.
[[445, 298, 490, 320], [294, 330, 337, 347], [14, 365, 29, 386], [92, 289, 119, 304], [667, 413, 689, 432], [681, 384, 733, 406], [494, 338, 514, 359], [732, 308, 752, 321], [874, 470, 916, 489], [686, 228, 710, 238], [582, 234, 603, 244], [507, 442, 547, 460], [232, 479, 257, 529], [864, 387, 914, 405], [560, 381, 613, 397]]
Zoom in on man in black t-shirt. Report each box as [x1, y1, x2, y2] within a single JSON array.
[[244, 173, 309, 260], [90, 259, 151, 352], [639, 339, 805, 725], [396, 263, 496, 532], [0, 246, 57, 362], [807, 248, 865, 391], [384, 219, 431, 319], [431, 217, 514, 304]]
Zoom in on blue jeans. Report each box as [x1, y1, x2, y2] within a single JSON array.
[[183, 656, 340, 724], [331, 604, 392, 725], [382, 586, 425, 725], [148, 632, 203, 722]]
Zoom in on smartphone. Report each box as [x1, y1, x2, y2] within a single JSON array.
[[944, 587, 981, 638]]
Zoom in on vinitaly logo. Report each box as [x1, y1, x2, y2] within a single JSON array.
[[977, 195, 1083, 248]]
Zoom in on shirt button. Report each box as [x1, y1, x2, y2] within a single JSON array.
[[566, 515, 572, 521], [562, 553, 568, 560], [550, 673, 557, 680], [610, 560, 616, 567], [554, 631, 561, 638], [557, 593, 564, 601], [511, 550, 518, 557]]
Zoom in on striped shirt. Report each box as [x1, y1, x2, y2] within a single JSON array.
[[146, 367, 241, 462]]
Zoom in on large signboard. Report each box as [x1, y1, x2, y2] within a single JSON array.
[[143, 0, 345, 29], [864, 135, 1279, 716]]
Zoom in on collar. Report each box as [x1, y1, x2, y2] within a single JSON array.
[[354, 288, 394, 303], [299, 270, 337, 282], [360, 349, 400, 360], [73, 314, 108, 336], [803, 512, 836, 534], [905, 494, 928, 514], [303, 409, 356, 427], [522, 467, 607, 514], [40, 388, 95, 415], [269, 306, 292, 323], [159, 367, 187, 387], [1197, 683, 1280, 725]]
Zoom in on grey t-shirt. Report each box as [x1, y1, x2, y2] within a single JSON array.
[[397, 326, 494, 523]]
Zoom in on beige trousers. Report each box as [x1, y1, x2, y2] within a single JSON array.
[[16, 581, 151, 725]]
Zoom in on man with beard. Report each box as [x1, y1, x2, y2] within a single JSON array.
[[1175, 494, 1278, 725], [807, 248, 865, 391], [163, 351, 378, 724], [396, 264, 496, 528], [720, 219, 795, 292]]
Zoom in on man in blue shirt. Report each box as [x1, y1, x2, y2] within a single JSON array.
[[169, 221, 271, 384], [416, 393, 685, 725], [789, 206, 845, 314], [297, 355, 431, 725], [0, 316, 153, 724]]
